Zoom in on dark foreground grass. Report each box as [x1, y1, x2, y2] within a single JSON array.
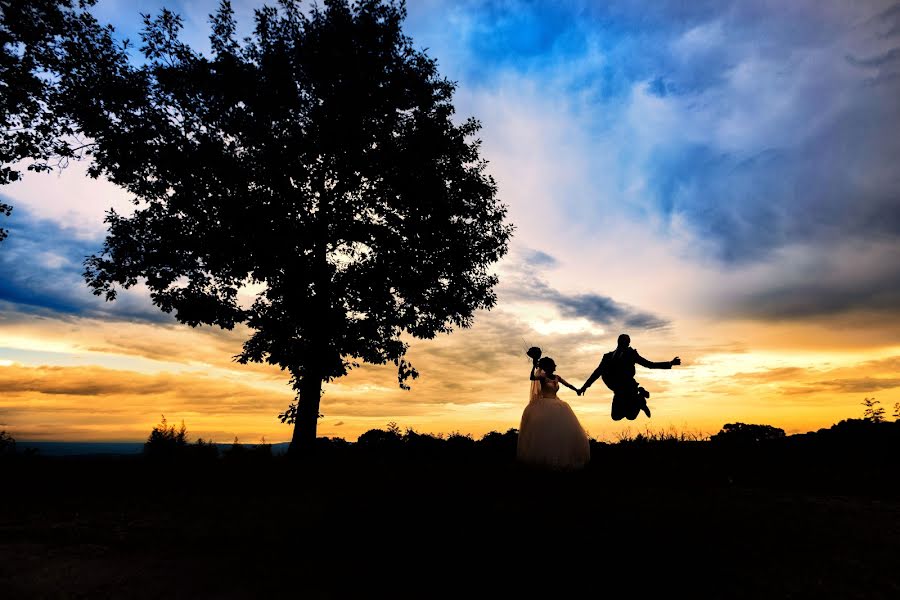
[[2, 434, 899, 599]]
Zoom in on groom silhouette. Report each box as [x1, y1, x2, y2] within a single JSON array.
[[578, 334, 680, 421]]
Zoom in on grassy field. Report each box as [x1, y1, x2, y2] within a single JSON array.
[[2, 424, 899, 599]]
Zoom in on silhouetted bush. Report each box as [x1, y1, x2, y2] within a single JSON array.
[[315, 436, 352, 457], [222, 437, 273, 463], [252, 437, 272, 460], [403, 428, 445, 459], [144, 416, 187, 459], [186, 437, 219, 461], [144, 416, 218, 462], [0, 430, 15, 456], [446, 432, 476, 454], [861, 397, 886, 423], [353, 425, 519, 463], [356, 423, 404, 454], [475, 429, 518, 461], [797, 418, 900, 454], [223, 437, 247, 461], [710, 423, 786, 445]]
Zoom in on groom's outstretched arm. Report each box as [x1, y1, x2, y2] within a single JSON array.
[[635, 352, 679, 369]]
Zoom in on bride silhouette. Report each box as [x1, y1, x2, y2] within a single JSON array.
[[516, 347, 590, 470]]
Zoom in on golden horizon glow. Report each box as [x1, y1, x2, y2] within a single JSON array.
[[2, 306, 897, 444]]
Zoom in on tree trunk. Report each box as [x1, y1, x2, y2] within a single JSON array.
[[288, 175, 330, 459], [289, 373, 322, 457]]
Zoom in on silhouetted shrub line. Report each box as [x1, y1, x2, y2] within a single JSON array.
[[0, 429, 15, 456], [9, 418, 898, 499]]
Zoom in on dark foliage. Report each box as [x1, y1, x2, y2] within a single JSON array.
[[3, 418, 900, 599], [0, 429, 14, 455], [56, 0, 510, 454], [0, 0, 105, 242], [222, 437, 272, 463], [471, 427, 518, 459], [143, 415, 187, 458], [143, 415, 218, 462], [861, 396, 886, 423], [352, 424, 518, 464], [710, 422, 786, 445], [707, 419, 900, 494], [445, 431, 476, 453]]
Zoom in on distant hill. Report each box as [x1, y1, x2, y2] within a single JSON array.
[[17, 441, 145, 456], [16, 441, 291, 457]]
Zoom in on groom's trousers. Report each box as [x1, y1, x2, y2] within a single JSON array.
[[610, 379, 645, 421]]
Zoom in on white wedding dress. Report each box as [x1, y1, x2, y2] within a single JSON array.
[[517, 368, 590, 470]]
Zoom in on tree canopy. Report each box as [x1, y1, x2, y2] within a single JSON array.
[[65, 0, 511, 453], [0, 0, 105, 243], [710, 422, 786, 445]]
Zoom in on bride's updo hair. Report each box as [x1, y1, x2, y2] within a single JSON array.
[[537, 356, 556, 374]]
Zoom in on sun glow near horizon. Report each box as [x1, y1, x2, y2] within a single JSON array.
[[1, 309, 896, 443]]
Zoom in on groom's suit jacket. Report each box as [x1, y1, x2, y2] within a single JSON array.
[[584, 347, 672, 392]]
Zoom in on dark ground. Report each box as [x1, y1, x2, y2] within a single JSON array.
[[2, 429, 899, 599]]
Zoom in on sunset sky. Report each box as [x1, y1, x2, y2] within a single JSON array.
[[2, 0, 899, 443]]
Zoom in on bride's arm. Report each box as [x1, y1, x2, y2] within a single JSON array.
[[557, 375, 579, 392]]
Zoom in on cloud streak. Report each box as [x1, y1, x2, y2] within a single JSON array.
[[500, 249, 670, 331]]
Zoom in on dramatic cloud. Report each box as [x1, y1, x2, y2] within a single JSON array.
[[525, 279, 669, 330], [411, 0, 900, 321], [0, 207, 171, 323], [521, 248, 558, 268], [499, 249, 670, 332]]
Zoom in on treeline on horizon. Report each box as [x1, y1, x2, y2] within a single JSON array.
[[2, 410, 898, 495], [2, 400, 898, 463]]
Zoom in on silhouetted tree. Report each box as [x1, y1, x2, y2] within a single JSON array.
[[188, 437, 219, 461], [0, 0, 104, 243], [861, 397, 885, 423], [69, 1, 511, 456], [144, 415, 187, 459], [446, 431, 475, 451], [223, 436, 247, 461], [710, 422, 786, 445], [0, 429, 15, 455], [477, 428, 518, 460], [401, 427, 444, 458], [893, 402, 899, 420], [224, 436, 272, 462], [144, 416, 219, 461], [357, 422, 403, 452]]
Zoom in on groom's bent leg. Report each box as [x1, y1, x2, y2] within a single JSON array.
[[611, 396, 628, 421], [614, 390, 641, 420], [611, 393, 641, 420]]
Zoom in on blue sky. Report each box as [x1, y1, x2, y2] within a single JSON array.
[[12, 0, 899, 296], [2, 0, 899, 441]]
